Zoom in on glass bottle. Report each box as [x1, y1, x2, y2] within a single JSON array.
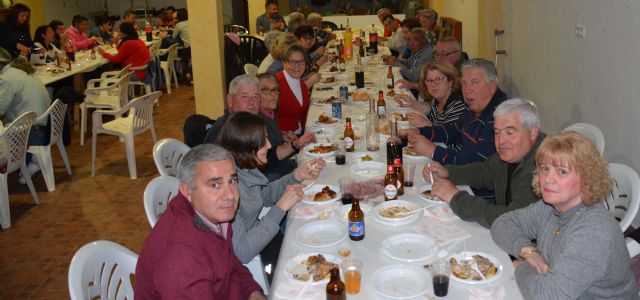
[[369, 24, 378, 54], [366, 98, 380, 151], [376, 90, 386, 119], [326, 267, 346, 300], [386, 120, 402, 165], [344, 117, 355, 152], [343, 27, 353, 60], [394, 158, 404, 196], [355, 54, 364, 88], [384, 165, 398, 201], [386, 65, 394, 89], [348, 197, 365, 241]]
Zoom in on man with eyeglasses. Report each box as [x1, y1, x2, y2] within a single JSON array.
[[203, 74, 315, 181], [434, 37, 466, 73]]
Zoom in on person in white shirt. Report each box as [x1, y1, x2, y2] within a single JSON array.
[[382, 15, 406, 54]]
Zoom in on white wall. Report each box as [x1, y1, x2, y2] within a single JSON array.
[[500, 0, 640, 171]]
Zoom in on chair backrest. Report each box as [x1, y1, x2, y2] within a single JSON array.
[[2, 111, 36, 174], [322, 21, 338, 31], [153, 138, 191, 177], [143, 176, 180, 227], [68, 240, 138, 300], [109, 71, 135, 109], [562, 123, 605, 154], [148, 39, 162, 55], [183, 114, 215, 147], [244, 63, 258, 76], [239, 35, 268, 66], [35, 99, 67, 145], [101, 64, 132, 81], [605, 163, 640, 232], [128, 91, 161, 133], [224, 24, 249, 34], [166, 43, 179, 66]]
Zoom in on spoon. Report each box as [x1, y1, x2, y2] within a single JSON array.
[[395, 206, 431, 217]]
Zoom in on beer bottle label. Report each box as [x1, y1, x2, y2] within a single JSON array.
[[344, 137, 354, 149], [349, 221, 365, 237], [384, 184, 397, 199], [387, 78, 393, 87], [377, 106, 386, 118], [339, 62, 345, 71]]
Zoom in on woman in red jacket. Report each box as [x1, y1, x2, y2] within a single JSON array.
[[98, 22, 151, 81], [276, 44, 310, 134]]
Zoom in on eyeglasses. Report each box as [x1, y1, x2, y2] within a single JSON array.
[[260, 87, 280, 94], [433, 50, 459, 58], [425, 76, 447, 86], [286, 59, 306, 67]]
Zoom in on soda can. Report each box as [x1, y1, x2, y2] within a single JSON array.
[[339, 85, 348, 100], [332, 99, 342, 119]]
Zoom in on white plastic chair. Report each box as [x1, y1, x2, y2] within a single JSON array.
[[604, 163, 640, 232], [91, 91, 160, 179], [143, 175, 180, 227], [98, 64, 131, 83], [81, 72, 134, 146], [152, 138, 190, 177], [0, 112, 39, 229], [563, 123, 605, 154], [68, 240, 138, 300], [129, 64, 153, 98], [244, 63, 258, 76], [28, 100, 72, 192], [160, 44, 179, 94]]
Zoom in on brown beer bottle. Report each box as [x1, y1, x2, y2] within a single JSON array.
[[344, 117, 355, 152], [326, 267, 346, 300], [376, 90, 386, 119], [348, 197, 365, 241], [358, 39, 365, 57], [384, 165, 398, 201], [387, 65, 395, 89], [394, 158, 404, 196], [338, 49, 346, 72]]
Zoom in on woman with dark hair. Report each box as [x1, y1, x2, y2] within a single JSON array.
[[215, 111, 325, 263], [64, 15, 102, 51], [293, 24, 327, 79], [0, 3, 36, 56], [97, 22, 151, 81], [33, 25, 63, 63]]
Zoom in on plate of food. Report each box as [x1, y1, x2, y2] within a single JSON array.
[[296, 220, 347, 247], [284, 253, 342, 285], [349, 161, 386, 179], [418, 185, 446, 205], [303, 143, 336, 158], [392, 112, 410, 127], [349, 88, 370, 105], [375, 200, 420, 223], [303, 184, 341, 205], [382, 233, 438, 262], [350, 114, 367, 123], [335, 203, 373, 221], [312, 96, 339, 106], [349, 152, 379, 163], [403, 146, 428, 160], [370, 265, 429, 299], [314, 114, 339, 126], [316, 77, 337, 89], [449, 252, 503, 284], [320, 68, 339, 75]]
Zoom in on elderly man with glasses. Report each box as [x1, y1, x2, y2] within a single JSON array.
[[203, 74, 315, 181], [434, 37, 467, 73]]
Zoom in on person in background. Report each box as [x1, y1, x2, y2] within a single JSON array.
[[0, 3, 36, 56], [64, 15, 102, 51], [97, 22, 151, 81], [89, 16, 113, 45], [113, 9, 137, 33], [158, 6, 176, 28], [306, 12, 335, 47], [424, 99, 545, 227], [257, 30, 285, 74], [416, 7, 438, 46], [256, 0, 286, 33], [376, 8, 397, 38], [258, 73, 279, 122], [286, 12, 305, 34], [172, 8, 190, 48], [293, 25, 327, 80], [49, 19, 65, 48], [134, 144, 265, 300], [33, 25, 63, 63], [263, 34, 298, 75], [381, 14, 406, 56], [434, 37, 467, 74], [215, 111, 325, 263], [398, 17, 421, 59], [276, 45, 312, 134], [384, 28, 434, 85], [491, 132, 638, 298]]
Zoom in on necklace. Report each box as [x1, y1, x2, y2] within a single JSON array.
[[554, 205, 587, 237]]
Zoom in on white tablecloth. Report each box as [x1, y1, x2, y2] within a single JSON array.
[[269, 51, 523, 299]]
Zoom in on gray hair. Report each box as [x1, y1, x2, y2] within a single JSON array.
[[494, 98, 540, 131], [462, 58, 499, 84], [179, 144, 236, 190], [288, 12, 305, 24], [228, 74, 260, 96], [263, 30, 284, 50], [307, 12, 322, 23], [410, 27, 428, 42], [377, 8, 392, 16]]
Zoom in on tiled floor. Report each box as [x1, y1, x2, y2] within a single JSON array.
[[0, 86, 196, 299]]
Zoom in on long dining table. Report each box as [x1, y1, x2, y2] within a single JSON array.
[[269, 46, 523, 299]]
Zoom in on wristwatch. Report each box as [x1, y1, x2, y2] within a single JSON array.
[[519, 245, 539, 259]]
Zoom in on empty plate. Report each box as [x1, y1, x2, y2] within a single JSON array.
[[296, 220, 347, 247], [350, 161, 386, 178], [370, 265, 429, 299], [382, 233, 438, 262]]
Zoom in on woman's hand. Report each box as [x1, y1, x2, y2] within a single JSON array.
[[275, 184, 305, 211], [523, 252, 550, 274], [16, 43, 30, 55], [294, 132, 316, 149], [304, 72, 321, 87], [407, 112, 431, 128], [294, 157, 325, 181]]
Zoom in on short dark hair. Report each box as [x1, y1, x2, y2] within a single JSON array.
[[294, 24, 315, 39], [400, 17, 421, 30], [72, 15, 88, 27], [49, 19, 64, 28], [95, 16, 113, 26], [215, 112, 268, 170], [265, 0, 278, 9], [34, 25, 51, 48], [166, 6, 176, 12], [123, 9, 136, 18], [176, 8, 188, 22], [119, 22, 139, 41]]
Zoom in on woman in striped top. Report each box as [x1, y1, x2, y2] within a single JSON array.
[[395, 62, 467, 150]]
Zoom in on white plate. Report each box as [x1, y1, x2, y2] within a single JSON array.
[[375, 200, 419, 222], [382, 233, 438, 262], [403, 146, 428, 161], [349, 161, 386, 178], [348, 99, 369, 106], [313, 116, 339, 127], [315, 81, 337, 89], [303, 143, 336, 158], [335, 203, 373, 221], [370, 265, 430, 299], [349, 151, 379, 163], [449, 251, 504, 285], [283, 253, 342, 285], [296, 220, 347, 247], [418, 185, 447, 205], [302, 184, 341, 205], [311, 96, 336, 106], [350, 114, 367, 123], [320, 70, 339, 75]]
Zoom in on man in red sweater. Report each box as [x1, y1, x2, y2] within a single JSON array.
[[135, 144, 265, 300]]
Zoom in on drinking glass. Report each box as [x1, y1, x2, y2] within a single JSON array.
[[341, 258, 363, 295], [430, 259, 451, 297], [404, 163, 416, 187]]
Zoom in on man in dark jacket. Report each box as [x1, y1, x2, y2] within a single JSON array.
[[423, 98, 545, 228]]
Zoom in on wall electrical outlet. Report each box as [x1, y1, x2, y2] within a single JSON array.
[[575, 25, 586, 38]]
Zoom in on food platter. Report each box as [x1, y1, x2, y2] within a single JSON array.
[[284, 253, 342, 285], [302, 184, 341, 205], [303, 143, 336, 158]]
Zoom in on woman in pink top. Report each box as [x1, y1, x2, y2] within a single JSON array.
[[64, 15, 102, 51]]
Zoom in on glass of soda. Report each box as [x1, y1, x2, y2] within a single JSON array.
[[430, 259, 451, 297]]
